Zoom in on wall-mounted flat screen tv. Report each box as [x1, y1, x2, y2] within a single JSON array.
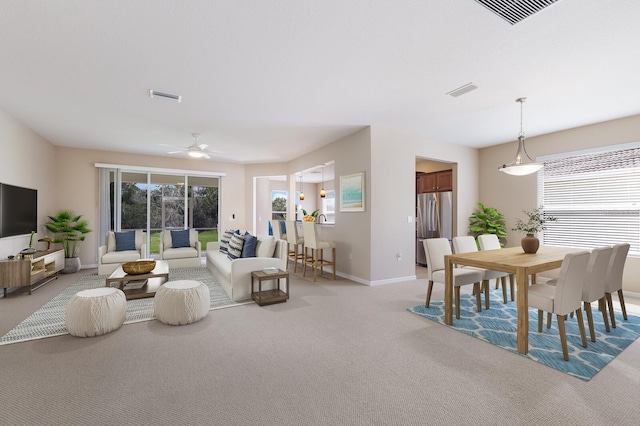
[[0, 183, 38, 238]]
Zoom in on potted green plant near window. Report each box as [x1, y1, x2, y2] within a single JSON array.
[[45, 210, 92, 273], [468, 203, 507, 247], [512, 206, 557, 254]]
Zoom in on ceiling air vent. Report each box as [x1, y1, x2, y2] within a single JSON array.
[[149, 90, 182, 102], [446, 83, 478, 98], [474, 0, 561, 25]]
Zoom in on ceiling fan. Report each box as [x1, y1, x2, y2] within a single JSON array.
[[161, 133, 220, 159]]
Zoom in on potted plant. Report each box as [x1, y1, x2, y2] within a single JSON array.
[[468, 202, 507, 247], [45, 209, 92, 273], [512, 206, 557, 253]]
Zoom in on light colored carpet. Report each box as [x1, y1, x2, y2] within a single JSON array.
[[408, 288, 640, 380], [0, 267, 250, 345], [1, 271, 639, 425]]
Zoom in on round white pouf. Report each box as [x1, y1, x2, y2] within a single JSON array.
[[65, 287, 127, 337], [154, 280, 210, 326]]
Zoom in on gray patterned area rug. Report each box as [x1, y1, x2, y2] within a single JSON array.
[[0, 267, 251, 345]]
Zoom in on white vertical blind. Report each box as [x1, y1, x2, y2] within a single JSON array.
[[540, 147, 640, 255]]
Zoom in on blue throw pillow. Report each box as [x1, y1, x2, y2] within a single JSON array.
[[171, 229, 191, 248], [280, 220, 287, 235], [241, 233, 258, 258], [115, 231, 136, 251]]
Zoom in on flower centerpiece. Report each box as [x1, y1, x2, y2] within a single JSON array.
[[512, 206, 557, 253]]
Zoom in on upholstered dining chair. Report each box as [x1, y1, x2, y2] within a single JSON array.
[[286, 220, 304, 273], [423, 238, 484, 319], [477, 233, 515, 300], [545, 246, 612, 342], [452, 236, 510, 308], [302, 221, 336, 282], [605, 243, 631, 328], [528, 251, 590, 361]]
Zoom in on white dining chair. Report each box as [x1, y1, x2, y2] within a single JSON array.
[[423, 238, 484, 319], [550, 246, 614, 340], [582, 246, 613, 341], [605, 243, 631, 328], [453, 236, 510, 307], [528, 251, 590, 361], [477, 234, 515, 301]]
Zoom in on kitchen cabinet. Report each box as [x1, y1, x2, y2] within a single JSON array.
[[416, 170, 452, 193]]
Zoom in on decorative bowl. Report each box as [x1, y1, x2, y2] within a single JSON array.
[[122, 260, 156, 275]]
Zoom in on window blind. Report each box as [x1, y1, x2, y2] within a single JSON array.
[[540, 147, 640, 255]]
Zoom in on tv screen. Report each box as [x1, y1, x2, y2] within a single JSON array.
[[0, 183, 38, 238]]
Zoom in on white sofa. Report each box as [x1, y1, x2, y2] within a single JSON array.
[[160, 229, 202, 268], [206, 235, 287, 302], [98, 230, 146, 275]]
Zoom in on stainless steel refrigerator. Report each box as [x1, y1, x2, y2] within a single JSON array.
[[416, 191, 453, 266]]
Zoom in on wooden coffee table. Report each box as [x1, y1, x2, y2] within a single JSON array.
[[105, 260, 169, 300]]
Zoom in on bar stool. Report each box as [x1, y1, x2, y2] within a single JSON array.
[[286, 220, 305, 273], [302, 222, 336, 282]]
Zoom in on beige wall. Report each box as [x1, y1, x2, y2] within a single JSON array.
[[0, 110, 58, 259], [479, 114, 640, 293], [371, 127, 480, 283]]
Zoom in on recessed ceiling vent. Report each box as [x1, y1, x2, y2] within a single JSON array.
[[446, 83, 478, 98], [474, 0, 561, 25], [149, 89, 182, 102]]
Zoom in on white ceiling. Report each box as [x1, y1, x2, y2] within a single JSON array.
[[2, 1, 640, 164]]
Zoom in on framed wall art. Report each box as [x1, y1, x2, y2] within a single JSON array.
[[339, 172, 365, 212]]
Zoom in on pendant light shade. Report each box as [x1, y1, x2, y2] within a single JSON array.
[[499, 97, 543, 176], [320, 164, 326, 198], [299, 173, 305, 201]]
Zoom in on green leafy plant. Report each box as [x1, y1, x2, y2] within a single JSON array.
[[468, 202, 507, 246], [512, 206, 557, 235], [302, 209, 319, 217], [44, 210, 92, 258]]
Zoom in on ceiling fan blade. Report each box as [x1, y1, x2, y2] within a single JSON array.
[[167, 150, 183, 154], [203, 153, 211, 159], [197, 144, 208, 150], [160, 143, 184, 149]]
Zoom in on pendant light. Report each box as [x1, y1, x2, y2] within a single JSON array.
[[299, 173, 305, 201], [320, 164, 326, 198], [498, 97, 543, 176]]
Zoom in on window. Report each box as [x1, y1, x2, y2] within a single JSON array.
[[272, 190, 287, 220], [321, 190, 336, 223], [539, 144, 640, 256]]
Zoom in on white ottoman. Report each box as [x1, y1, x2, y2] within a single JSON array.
[[154, 280, 210, 326], [65, 287, 127, 337]]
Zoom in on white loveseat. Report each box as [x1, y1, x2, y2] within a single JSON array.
[[98, 230, 146, 275], [206, 235, 287, 302]]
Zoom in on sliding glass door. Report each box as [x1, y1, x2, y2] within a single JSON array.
[[105, 169, 219, 259]]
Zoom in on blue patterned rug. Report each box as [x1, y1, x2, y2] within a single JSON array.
[[408, 289, 640, 381], [0, 267, 252, 346]]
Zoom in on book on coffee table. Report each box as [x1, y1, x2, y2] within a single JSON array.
[[262, 267, 279, 274], [123, 279, 148, 289]]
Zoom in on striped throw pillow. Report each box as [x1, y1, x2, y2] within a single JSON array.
[[220, 229, 236, 254], [227, 233, 245, 260]]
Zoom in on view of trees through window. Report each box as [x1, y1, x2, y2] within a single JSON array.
[[272, 190, 287, 220], [111, 172, 219, 257]]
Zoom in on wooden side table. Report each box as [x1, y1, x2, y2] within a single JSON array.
[[251, 269, 289, 306]]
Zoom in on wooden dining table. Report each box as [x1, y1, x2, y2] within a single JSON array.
[[444, 245, 583, 354]]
